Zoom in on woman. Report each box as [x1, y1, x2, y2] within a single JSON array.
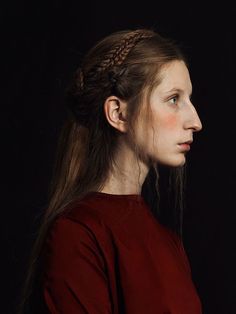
[[19, 28, 202, 313]]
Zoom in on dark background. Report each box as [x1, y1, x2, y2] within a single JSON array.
[[3, 2, 236, 313]]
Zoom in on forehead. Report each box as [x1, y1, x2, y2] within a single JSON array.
[[155, 60, 192, 94]]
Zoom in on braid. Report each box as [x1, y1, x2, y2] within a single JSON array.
[[87, 30, 155, 78]]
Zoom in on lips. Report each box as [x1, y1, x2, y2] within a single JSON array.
[[179, 140, 193, 145], [178, 140, 192, 152]]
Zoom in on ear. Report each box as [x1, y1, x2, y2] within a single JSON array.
[[103, 96, 128, 133]]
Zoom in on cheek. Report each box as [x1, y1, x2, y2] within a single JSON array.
[[161, 114, 178, 130]]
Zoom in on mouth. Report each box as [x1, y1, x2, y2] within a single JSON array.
[[180, 140, 193, 145], [178, 140, 193, 151]]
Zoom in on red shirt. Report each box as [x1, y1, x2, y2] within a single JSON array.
[[41, 192, 202, 313]]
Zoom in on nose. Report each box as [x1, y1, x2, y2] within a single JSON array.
[[184, 102, 203, 132]]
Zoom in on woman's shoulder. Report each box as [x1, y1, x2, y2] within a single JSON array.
[[51, 202, 107, 243], [43, 199, 111, 261], [58, 192, 136, 232], [41, 208, 109, 283], [47, 193, 122, 245]]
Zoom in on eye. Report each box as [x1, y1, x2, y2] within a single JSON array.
[[169, 95, 179, 105]]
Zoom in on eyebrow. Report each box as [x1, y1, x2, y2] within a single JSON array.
[[163, 87, 192, 96]]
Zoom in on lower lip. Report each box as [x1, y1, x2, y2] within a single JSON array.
[[178, 143, 191, 151]]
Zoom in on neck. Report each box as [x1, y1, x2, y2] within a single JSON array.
[[100, 139, 150, 195]]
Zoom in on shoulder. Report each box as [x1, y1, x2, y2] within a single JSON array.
[[44, 197, 116, 256], [41, 215, 108, 283], [58, 194, 131, 233], [60, 198, 109, 239], [45, 204, 108, 256]]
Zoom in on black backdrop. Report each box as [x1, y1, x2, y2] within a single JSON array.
[[3, 2, 236, 313]]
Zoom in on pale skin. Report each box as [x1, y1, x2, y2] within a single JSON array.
[[101, 60, 202, 195]]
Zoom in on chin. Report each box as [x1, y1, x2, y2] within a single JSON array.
[[159, 155, 186, 167]]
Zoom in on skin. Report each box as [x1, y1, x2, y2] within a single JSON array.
[[101, 60, 202, 195]]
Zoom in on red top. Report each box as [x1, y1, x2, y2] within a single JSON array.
[[41, 192, 202, 313]]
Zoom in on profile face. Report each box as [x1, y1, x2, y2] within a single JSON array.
[[135, 60, 202, 167]]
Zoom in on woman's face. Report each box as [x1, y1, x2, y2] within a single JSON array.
[[135, 60, 202, 167]]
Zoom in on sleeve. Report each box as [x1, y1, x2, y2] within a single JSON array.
[[41, 217, 112, 314]]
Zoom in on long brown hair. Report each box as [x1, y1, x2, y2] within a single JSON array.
[[17, 28, 188, 313]]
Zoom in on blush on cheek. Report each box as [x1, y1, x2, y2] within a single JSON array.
[[163, 114, 178, 129]]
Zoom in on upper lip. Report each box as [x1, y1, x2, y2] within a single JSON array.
[[179, 140, 193, 144]]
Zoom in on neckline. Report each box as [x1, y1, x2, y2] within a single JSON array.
[[89, 191, 145, 203]]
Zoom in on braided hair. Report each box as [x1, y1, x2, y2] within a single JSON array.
[[66, 29, 157, 126], [90, 30, 155, 72]]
